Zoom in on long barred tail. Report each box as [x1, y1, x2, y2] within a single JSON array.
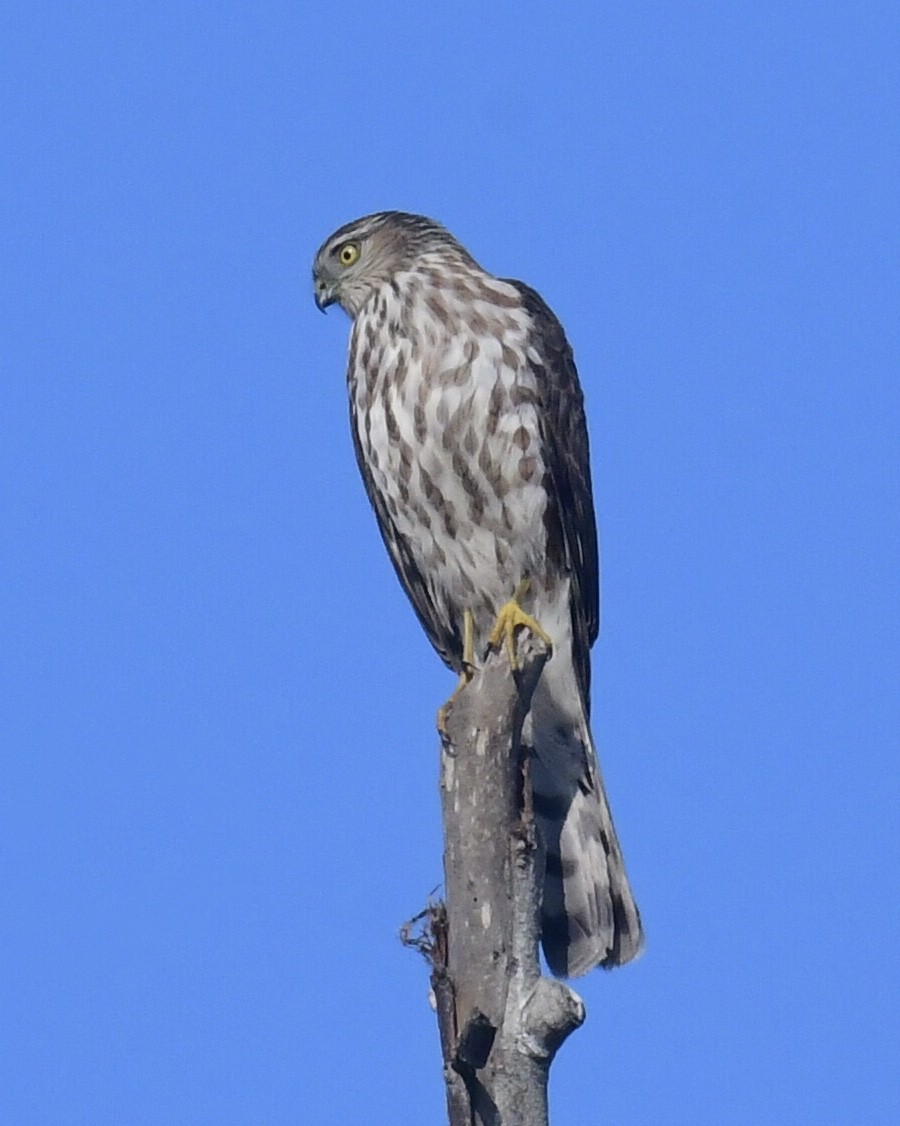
[[528, 686, 643, 976]]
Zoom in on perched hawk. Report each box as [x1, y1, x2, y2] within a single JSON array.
[[313, 211, 642, 975]]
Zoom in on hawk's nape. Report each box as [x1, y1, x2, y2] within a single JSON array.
[[313, 211, 642, 974]]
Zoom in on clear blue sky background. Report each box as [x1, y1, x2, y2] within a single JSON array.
[[2, 3, 897, 1123]]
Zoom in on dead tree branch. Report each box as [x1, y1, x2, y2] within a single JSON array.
[[413, 635, 585, 1125]]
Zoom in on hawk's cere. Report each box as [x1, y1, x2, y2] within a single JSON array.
[[313, 211, 642, 975]]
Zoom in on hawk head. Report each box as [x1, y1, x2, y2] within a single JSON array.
[[312, 211, 472, 317]]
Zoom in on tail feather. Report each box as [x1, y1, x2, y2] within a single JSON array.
[[536, 774, 643, 975], [528, 666, 643, 976]]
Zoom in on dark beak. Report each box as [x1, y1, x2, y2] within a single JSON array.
[[314, 280, 335, 313]]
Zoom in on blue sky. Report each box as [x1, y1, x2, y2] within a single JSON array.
[[2, 3, 897, 1123]]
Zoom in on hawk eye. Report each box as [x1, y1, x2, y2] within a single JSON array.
[[337, 242, 360, 266]]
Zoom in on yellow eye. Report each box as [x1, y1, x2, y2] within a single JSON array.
[[338, 242, 360, 266]]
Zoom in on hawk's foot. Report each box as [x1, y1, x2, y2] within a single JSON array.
[[437, 668, 474, 740], [488, 586, 553, 670], [437, 610, 476, 739]]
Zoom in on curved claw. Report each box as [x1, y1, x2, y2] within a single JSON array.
[[437, 665, 475, 739]]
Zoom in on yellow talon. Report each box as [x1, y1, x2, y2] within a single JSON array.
[[437, 610, 476, 737], [488, 581, 553, 670]]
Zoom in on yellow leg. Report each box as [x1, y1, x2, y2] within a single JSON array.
[[461, 606, 476, 674], [437, 610, 476, 737], [488, 579, 553, 670]]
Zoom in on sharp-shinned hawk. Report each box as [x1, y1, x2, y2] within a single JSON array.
[[313, 211, 642, 976]]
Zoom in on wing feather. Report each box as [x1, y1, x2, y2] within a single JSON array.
[[504, 279, 600, 706]]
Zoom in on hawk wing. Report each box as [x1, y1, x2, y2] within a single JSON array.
[[347, 400, 464, 672], [505, 279, 600, 707]]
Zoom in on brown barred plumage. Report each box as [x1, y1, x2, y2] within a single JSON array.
[[313, 212, 642, 975]]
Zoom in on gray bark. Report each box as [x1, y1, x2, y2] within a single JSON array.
[[413, 636, 585, 1125]]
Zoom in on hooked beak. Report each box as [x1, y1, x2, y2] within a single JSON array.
[[314, 278, 336, 313]]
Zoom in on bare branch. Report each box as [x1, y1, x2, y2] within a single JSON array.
[[414, 635, 585, 1125]]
